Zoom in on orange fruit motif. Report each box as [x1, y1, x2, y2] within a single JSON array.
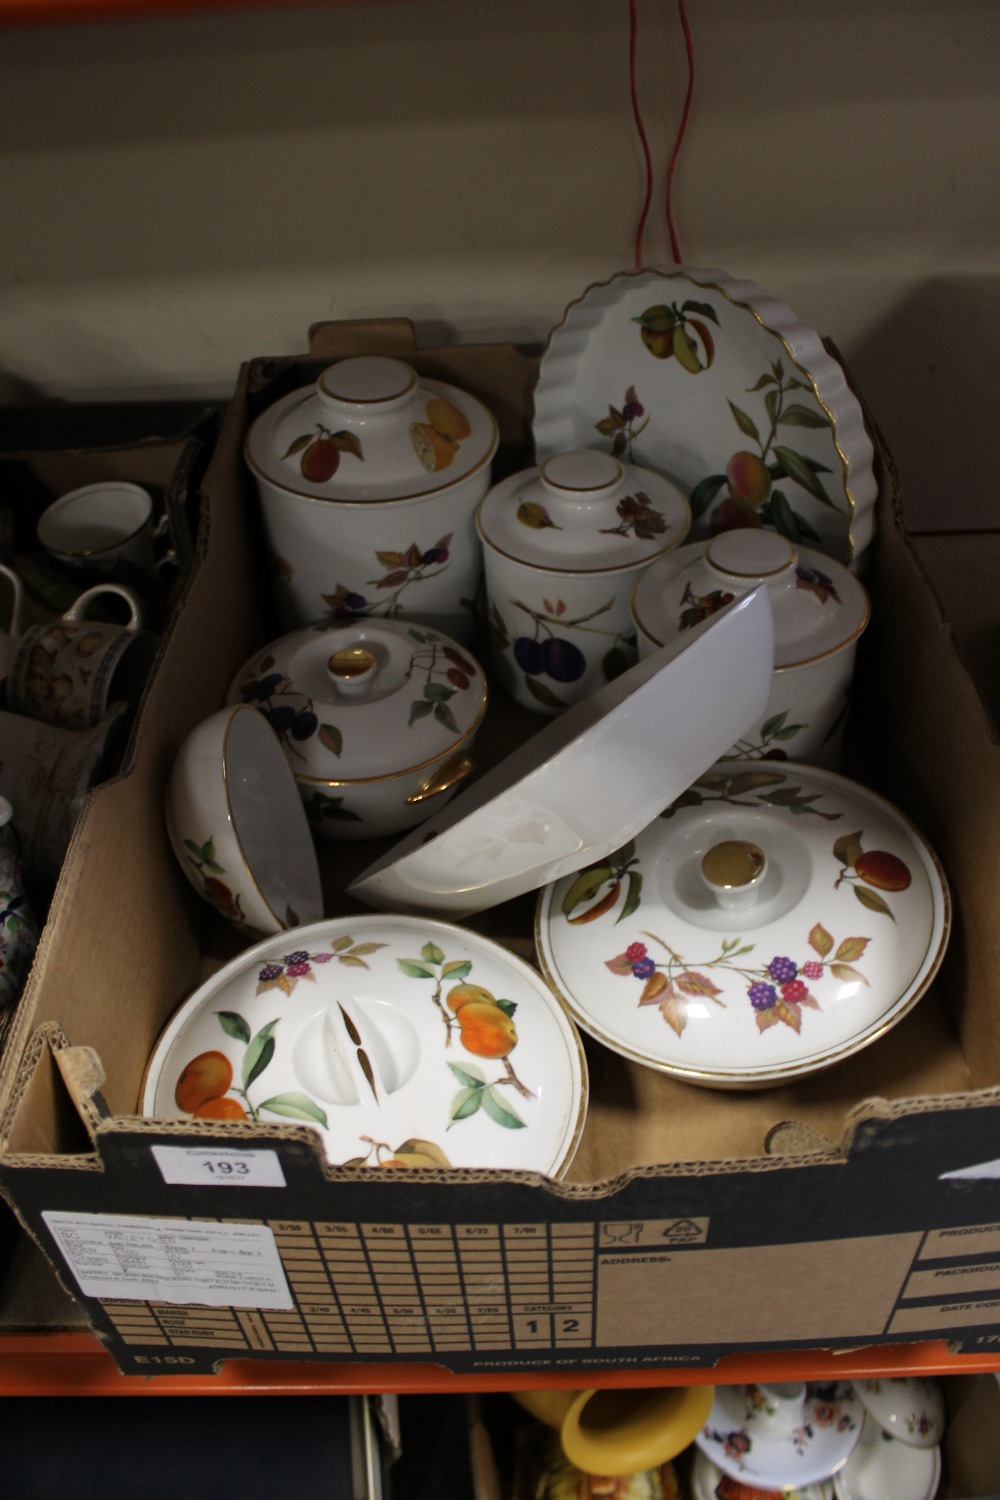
[[175, 1051, 234, 1113], [193, 1096, 248, 1121], [456, 1000, 517, 1059], [411, 421, 459, 473], [726, 450, 772, 506], [446, 982, 498, 1014], [855, 849, 912, 892], [426, 396, 471, 441]]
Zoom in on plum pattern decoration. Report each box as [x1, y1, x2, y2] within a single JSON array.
[[490, 595, 634, 711], [321, 532, 455, 623]]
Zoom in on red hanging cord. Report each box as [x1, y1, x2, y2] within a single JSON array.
[[664, 0, 695, 264], [629, 0, 654, 269], [629, 0, 695, 268]]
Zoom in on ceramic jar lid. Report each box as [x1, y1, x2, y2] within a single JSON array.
[[850, 1378, 945, 1449], [142, 914, 588, 1177], [244, 355, 498, 503], [631, 529, 869, 669], [230, 618, 487, 783], [478, 447, 691, 572], [536, 761, 950, 1087]]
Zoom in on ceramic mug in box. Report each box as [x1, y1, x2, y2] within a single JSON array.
[[243, 355, 499, 643], [513, 1385, 715, 1478], [36, 480, 159, 584], [7, 583, 157, 731]]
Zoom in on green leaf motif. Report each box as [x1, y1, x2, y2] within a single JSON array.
[[258, 1092, 329, 1128], [398, 959, 436, 979], [829, 962, 869, 986], [281, 434, 312, 458], [688, 474, 727, 519], [496, 998, 518, 1018], [318, 724, 343, 756], [448, 1061, 486, 1088], [243, 1019, 280, 1090], [778, 404, 830, 430], [441, 959, 473, 979], [681, 299, 719, 324], [408, 698, 433, 725], [422, 942, 446, 965], [619, 869, 643, 923], [423, 682, 452, 702], [728, 401, 760, 442], [854, 885, 895, 920], [216, 1010, 251, 1045], [450, 1087, 484, 1122], [481, 1088, 526, 1130], [517, 501, 561, 530], [773, 445, 833, 505], [525, 675, 566, 710], [434, 702, 460, 734]]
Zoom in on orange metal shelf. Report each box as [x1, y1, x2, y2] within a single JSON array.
[[0, 1331, 996, 1396]]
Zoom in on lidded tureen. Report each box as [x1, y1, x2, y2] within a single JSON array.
[[230, 617, 487, 840], [536, 760, 950, 1088]]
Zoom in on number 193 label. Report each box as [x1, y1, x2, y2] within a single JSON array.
[[151, 1145, 287, 1188]]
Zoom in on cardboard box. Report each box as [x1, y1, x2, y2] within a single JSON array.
[[1, 322, 999, 1379]]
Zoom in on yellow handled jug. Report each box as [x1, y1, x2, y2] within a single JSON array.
[[513, 1383, 715, 1477]]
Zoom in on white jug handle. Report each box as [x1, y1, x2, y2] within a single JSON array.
[[0, 561, 24, 641], [63, 583, 144, 631]]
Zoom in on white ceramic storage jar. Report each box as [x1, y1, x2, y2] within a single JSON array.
[[477, 447, 690, 715], [244, 355, 499, 642], [631, 529, 870, 767]]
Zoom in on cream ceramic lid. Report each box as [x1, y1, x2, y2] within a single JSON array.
[[478, 447, 690, 573], [536, 761, 950, 1087], [141, 914, 587, 1178], [229, 618, 487, 783], [244, 355, 498, 503], [696, 1383, 863, 1490], [631, 529, 869, 670], [850, 1378, 945, 1449], [833, 1414, 941, 1500]]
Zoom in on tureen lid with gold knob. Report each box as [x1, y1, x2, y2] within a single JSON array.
[[535, 760, 950, 1088], [229, 618, 487, 783]]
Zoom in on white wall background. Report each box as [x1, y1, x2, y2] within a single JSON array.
[[0, 0, 998, 527]]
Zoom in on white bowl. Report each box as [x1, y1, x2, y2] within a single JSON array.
[[165, 703, 323, 940], [142, 913, 587, 1177], [349, 586, 774, 919]]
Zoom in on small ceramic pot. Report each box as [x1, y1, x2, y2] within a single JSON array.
[[513, 1385, 714, 1478], [229, 617, 487, 841], [0, 796, 41, 1010], [36, 481, 159, 585], [0, 702, 128, 895], [631, 530, 869, 768], [479, 448, 690, 715], [6, 583, 157, 731], [165, 703, 324, 940], [244, 355, 499, 642]]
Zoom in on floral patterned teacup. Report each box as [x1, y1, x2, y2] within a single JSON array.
[[7, 583, 157, 731]]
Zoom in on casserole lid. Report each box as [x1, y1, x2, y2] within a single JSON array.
[[245, 355, 498, 503], [632, 529, 869, 668], [230, 618, 487, 783], [478, 447, 690, 573]]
